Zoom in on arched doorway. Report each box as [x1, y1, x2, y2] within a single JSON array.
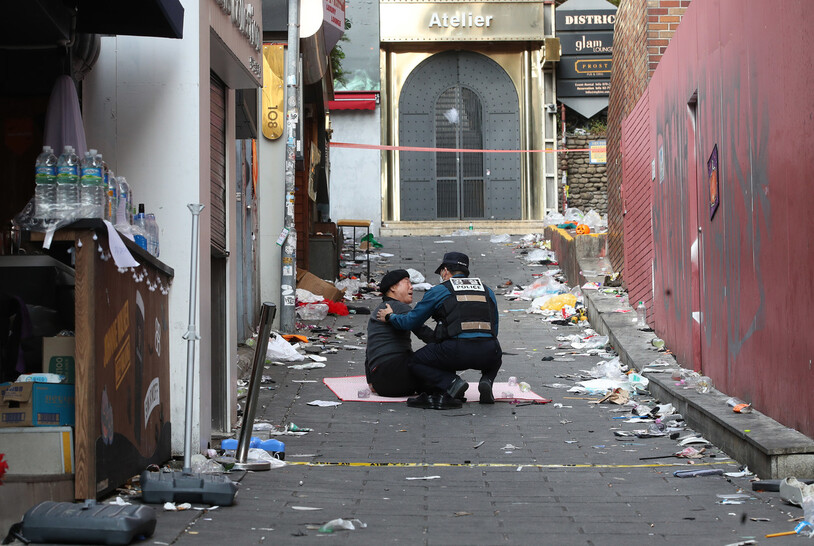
[[398, 51, 521, 220]]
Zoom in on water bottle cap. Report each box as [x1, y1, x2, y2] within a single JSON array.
[[89, 149, 98, 155], [43, 146, 52, 152]]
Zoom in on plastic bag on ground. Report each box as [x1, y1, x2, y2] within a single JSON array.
[[266, 334, 305, 362], [536, 293, 577, 311], [570, 335, 609, 350], [319, 518, 367, 533], [296, 288, 323, 303], [520, 276, 567, 299], [406, 268, 425, 283], [334, 278, 364, 294], [297, 303, 329, 321], [563, 207, 584, 223], [582, 209, 602, 230], [524, 249, 556, 263], [589, 357, 625, 381], [544, 211, 565, 226], [191, 454, 226, 474], [490, 234, 511, 243]]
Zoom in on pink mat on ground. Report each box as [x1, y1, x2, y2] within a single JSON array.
[[323, 375, 551, 403]]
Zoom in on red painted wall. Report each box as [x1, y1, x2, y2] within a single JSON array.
[[621, 89, 655, 327], [620, 0, 814, 438]]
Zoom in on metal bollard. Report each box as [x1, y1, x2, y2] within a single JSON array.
[[234, 302, 277, 470]]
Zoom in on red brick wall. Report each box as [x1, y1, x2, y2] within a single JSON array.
[[606, 0, 690, 276]]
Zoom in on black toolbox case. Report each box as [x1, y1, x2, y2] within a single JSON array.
[[19, 501, 156, 545]]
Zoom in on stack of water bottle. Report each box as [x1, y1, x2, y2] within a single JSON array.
[[34, 145, 159, 257]]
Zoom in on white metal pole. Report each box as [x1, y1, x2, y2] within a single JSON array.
[[280, 0, 300, 332], [182, 203, 204, 473]]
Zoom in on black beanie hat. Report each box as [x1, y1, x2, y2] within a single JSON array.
[[379, 269, 410, 296]]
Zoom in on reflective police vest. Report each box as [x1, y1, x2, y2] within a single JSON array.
[[432, 277, 497, 340]]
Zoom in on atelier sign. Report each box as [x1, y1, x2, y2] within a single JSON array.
[[380, 1, 546, 42]]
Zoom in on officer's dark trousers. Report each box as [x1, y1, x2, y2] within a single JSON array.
[[408, 337, 502, 393]]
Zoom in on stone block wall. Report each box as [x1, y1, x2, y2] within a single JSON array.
[[558, 133, 608, 214]]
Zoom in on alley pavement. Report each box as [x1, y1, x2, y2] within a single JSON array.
[[148, 235, 803, 544]]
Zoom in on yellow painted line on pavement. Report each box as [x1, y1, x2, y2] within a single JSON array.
[[286, 461, 736, 469]]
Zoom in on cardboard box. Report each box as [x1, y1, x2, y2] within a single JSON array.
[[296, 268, 345, 302], [0, 382, 75, 427], [0, 426, 74, 475], [42, 336, 75, 384]]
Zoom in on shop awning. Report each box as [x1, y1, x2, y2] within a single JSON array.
[[76, 0, 184, 39], [328, 93, 378, 111]]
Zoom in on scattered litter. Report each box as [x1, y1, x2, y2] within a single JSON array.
[[717, 493, 753, 505], [109, 497, 131, 506], [308, 400, 342, 407], [725, 468, 754, 478], [673, 468, 724, 478], [308, 354, 328, 362], [291, 506, 323, 511], [434, 240, 454, 243], [454, 511, 472, 517], [318, 518, 367, 533], [164, 502, 192, 511], [678, 436, 710, 446], [474, 441, 485, 449], [406, 268, 425, 283], [405, 476, 441, 480], [501, 444, 518, 450], [266, 334, 305, 362], [490, 234, 511, 243], [288, 362, 326, 370]]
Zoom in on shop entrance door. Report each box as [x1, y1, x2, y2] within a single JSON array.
[[399, 51, 521, 221]]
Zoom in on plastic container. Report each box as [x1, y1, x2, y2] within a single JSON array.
[[695, 376, 713, 394], [133, 204, 148, 250], [636, 301, 647, 328], [116, 176, 132, 226], [80, 150, 105, 218], [221, 437, 285, 460], [357, 387, 371, 398], [518, 381, 531, 392], [103, 161, 117, 223], [56, 145, 79, 221], [146, 213, 159, 257], [507, 376, 518, 386], [34, 146, 58, 219], [726, 397, 752, 413]]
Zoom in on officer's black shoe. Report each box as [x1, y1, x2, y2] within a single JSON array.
[[447, 376, 469, 401], [478, 376, 495, 404], [407, 392, 434, 409], [433, 392, 463, 410]]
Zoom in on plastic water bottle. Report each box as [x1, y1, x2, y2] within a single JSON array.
[[133, 204, 148, 250], [103, 161, 117, 222], [146, 213, 159, 257], [636, 301, 647, 328], [80, 150, 104, 218], [34, 146, 58, 219], [56, 145, 79, 221], [116, 176, 132, 225]]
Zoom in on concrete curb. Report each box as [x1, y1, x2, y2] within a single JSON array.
[[552, 231, 814, 480]]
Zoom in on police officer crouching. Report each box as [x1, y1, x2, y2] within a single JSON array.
[[376, 251, 502, 409]]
